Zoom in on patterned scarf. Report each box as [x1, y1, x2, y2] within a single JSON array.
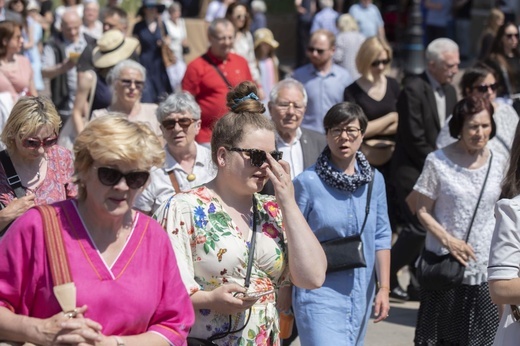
[[315, 146, 373, 192]]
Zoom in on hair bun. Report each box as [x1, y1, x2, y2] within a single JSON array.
[[226, 81, 265, 114]]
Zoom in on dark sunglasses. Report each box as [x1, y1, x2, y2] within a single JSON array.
[[228, 148, 283, 167], [22, 135, 58, 149], [118, 79, 145, 90], [506, 33, 519, 39], [371, 58, 391, 67], [97, 167, 150, 189], [161, 118, 196, 130], [473, 83, 499, 93], [307, 47, 327, 55]]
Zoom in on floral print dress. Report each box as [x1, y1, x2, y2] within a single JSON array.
[[154, 186, 290, 346]]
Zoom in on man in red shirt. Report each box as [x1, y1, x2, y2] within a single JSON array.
[[182, 18, 253, 145]]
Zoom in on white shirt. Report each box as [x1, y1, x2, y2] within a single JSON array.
[[276, 128, 304, 179], [426, 71, 446, 127], [134, 143, 217, 214]]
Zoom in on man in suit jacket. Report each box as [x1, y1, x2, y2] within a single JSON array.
[[389, 38, 460, 300]]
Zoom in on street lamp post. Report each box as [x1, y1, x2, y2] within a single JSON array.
[[402, 0, 425, 75]]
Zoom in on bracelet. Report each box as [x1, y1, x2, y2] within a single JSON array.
[[114, 336, 125, 346], [377, 282, 390, 291]]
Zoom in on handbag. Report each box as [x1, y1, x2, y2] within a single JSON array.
[[321, 169, 374, 273], [360, 139, 395, 166], [416, 152, 493, 291], [187, 195, 259, 345], [159, 20, 176, 67]]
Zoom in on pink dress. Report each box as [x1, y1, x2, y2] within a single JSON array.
[[0, 145, 77, 206], [0, 54, 33, 100], [0, 200, 195, 344]]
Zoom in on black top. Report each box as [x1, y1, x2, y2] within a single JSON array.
[[343, 77, 400, 141]]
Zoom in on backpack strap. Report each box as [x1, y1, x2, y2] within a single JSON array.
[[0, 150, 25, 199]]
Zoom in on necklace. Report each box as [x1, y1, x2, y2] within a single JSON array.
[[36, 170, 41, 181], [187, 173, 196, 182]]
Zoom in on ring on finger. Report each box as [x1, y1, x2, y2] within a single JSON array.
[[64, 309, 78, 319]]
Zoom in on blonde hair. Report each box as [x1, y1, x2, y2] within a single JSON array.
[[487, 8, 505, 34], [1, 96, 61, 152], [337, 14, 359, 33], [73, 115, 165, 200], [356, 36, 392, 82]]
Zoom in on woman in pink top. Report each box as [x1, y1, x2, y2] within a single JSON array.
[[0, 20, 37, 101], [0, 115, 194, 345], [0, 96, 76, 234]]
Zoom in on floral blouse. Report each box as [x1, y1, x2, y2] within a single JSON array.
[[154, 186, 290, 345]]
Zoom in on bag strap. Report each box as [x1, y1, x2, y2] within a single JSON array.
[[202, 53, 232, 89], [167, 170, 181, 194], [37, 204, 76, 314], [0, 150, 25, 199], [86, 70, 97, 121], [464, 152, 493, 243], [358, 168, 375, 237]]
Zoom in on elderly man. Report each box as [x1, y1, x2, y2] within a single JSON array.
[[81, 1, 102, 39], [135, 92, 217, 215], [291, 29, 353, 134], [389, 38, 460, 301], [42, 10, 90, 124], [182, 18, 252, 145]]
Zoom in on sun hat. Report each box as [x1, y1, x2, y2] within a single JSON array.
[[138, 0, 166, 14], [92, 30, 140, 69], [253, 28, 279, 50]]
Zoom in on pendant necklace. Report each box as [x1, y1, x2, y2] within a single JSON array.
[[187, 173, 196, 182]]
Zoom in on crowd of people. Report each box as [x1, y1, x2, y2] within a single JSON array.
[[0, 0, 519, 345]]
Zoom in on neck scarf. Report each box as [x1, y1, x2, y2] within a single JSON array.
[[315, 146, 372, 192]]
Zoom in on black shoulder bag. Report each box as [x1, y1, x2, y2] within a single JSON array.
[[417, 152, 493, 291], [0, 150, 26, 236], [201, 54, 232, 90], [321, 169, 375, 273], [187, 195, 258, 346]]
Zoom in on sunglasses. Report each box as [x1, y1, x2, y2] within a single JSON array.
[[506, 33, 519, 39], [371, 58, 391, 67], [228, 148, 283, 167], [234, 14, 246, 20], [22, 135, 58, 149], [96, 167, 150, 189], [161, 118, 196, 130], [307, 47, 327, 55], [118, 79, 145, 90], [473, 83, 499, 93]]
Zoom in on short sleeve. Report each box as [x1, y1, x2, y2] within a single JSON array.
[[413, 153, 440, 200], [42, 44, 56, 69], [488, 198, 520, 280]]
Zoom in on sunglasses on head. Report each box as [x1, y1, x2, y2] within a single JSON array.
[[506, 33, 519, 39], [22, 135, 58, 149], [371, 58, 391, 67], [307, 47, 327, 55], [228, 148, 283, 167], [118, 79, 145, 90], [473, 83, 499, 93], [161, 118, 196, 130], [96, 167, 150, 189]]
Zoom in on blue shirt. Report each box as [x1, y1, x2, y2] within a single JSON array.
[[291, 64, 353, 133], [425, 0, 453, 27], [292, 163, 391, 346], [348, 3, 384, 38], [311, 8, 340, 35]]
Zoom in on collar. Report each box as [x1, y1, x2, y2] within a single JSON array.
[[425, 70, 442, 91], [276, 127, 302, 146], [311, 63, 336, 77], [164, 144, 204, 171], [205, 49, 229, 64]]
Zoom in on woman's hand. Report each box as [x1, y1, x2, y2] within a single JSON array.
[[0, 195, 36, 230], [446, 235, 476, 266], [265, 156, 293, 206], [373, 289, 390, 323], [206, 283, 257, 314]]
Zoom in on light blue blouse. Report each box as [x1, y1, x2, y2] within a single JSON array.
[[292, 163, 391, 346]]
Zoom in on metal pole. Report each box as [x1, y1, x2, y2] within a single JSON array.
[[403, 0, 425, 75]]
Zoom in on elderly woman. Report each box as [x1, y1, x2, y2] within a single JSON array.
[[0, 115, 194, 345], [0, 96, 75, 234], [91, 59, 162, 139], [292, 102, 391, 345], [414, 96, 503, 345], [155, 81, 326, 345], [135, 92, 217, 215]]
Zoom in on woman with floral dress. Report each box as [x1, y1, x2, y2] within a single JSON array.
[[155, 81, 326, 345]]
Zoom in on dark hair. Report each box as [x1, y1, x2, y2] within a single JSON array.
[[448, 96, 496, 139], [0, 21, 22, 58], [490, 21, 520, 58], [102, 6, 128, 22], [8, 0, 28, 24], [501, 122, 520, 199], [459, 64, 496, 97], [323, 102, 368, 134], [211, 81, 273, 163], [225, 2, 251, 32]]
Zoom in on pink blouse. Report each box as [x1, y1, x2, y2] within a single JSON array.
[[0, 54, 33, 100]]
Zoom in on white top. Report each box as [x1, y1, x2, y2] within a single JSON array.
[[164, 17, 187, 62], [488, 196, 520, 345], [275, 128, 304, 179], [134, 143, 217, 214], [233, 30, 260, 85], [81, 21, 103, 39], [205, 0, 227, 22], [414, 149, 505, 285]]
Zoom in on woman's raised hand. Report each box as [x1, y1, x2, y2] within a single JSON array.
[[265, 155, 293, 205], [207, 283, 257, 314]]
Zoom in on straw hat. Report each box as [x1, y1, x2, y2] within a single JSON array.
[[92, 30, 140, 69], [254, 28, 279, 50]]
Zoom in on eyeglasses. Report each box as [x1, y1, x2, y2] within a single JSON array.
[[161, 118, 196, 130], [234, 14, 246, 20], [506, 33, 519, 39], [473, 83, 499, 93], [118, 79, 145, 90], [328, 126, 362, 139], [371, 58, 391, 67], [96, 166, 150, 189], [228, 148, 283, 167], [307, 47, 328, 55], [275, 101, 305, 114], [22, 135, 58, 149]]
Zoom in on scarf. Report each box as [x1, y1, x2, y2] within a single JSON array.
[[315, 146, 372, 192]]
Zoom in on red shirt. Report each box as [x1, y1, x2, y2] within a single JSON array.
[[182, 50, 253, 143]]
